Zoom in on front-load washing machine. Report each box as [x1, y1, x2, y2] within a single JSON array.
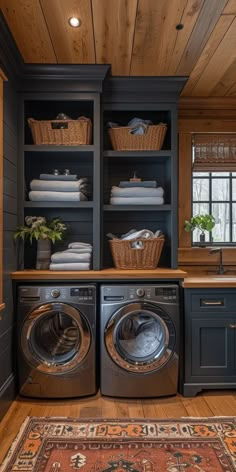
[[17, 284, 97, 398], [100, 284, 179, 397]]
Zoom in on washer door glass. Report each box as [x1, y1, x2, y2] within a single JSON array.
[[105, 303, 175, 373], [21, 303, 91, 374]]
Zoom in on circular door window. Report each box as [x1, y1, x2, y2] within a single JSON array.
[[105, 303, 175, 373], [21, 303, 91, 374]]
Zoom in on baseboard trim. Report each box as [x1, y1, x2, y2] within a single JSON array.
[[0, 373, 16, 421]]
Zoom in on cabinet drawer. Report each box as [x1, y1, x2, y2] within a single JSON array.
[[189, 290, 236, 311]]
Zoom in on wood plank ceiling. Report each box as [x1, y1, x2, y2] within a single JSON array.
[[0, 0, 236, 97]]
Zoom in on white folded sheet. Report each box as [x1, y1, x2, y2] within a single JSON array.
[[111, 186, 164, 197], [66, 248, 93, 254], [29, 191, 88, 201], [68, 242, 92, 249], [110, 196, 164, 205], [49, 262, 90, 271], [30, 178, 88, 192], [51, 252, 92, 263]]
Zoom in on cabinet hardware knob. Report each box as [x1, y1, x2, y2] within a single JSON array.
[[201, 300, 223, 305], [229, 324, 236, 329]]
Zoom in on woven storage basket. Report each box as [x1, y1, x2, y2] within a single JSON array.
[[109, 236, 165, 270], [28, 117, 92, 145], [108, 123, 167, 151]]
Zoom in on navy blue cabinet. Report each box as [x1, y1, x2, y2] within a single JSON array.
[[183, 288, 236, 397]]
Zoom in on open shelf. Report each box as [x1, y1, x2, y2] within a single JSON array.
[[103, 204, 172, 211], [24, 201, 94, 208]]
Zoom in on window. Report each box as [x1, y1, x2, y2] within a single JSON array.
[[192, 134, 236, 245]]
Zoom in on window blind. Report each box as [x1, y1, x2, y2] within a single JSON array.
[[192, 134, 236, 172]]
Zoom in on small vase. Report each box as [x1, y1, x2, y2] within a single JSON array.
[[36, 239, 51, 270], [199, 232, 205, 243]]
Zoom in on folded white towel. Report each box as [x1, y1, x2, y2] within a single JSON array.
[[51, 252, 92, 263], [110, 196, 164, 205], [30, 178, 88, 192], [66, 248, 93, 254], [29, 191, 88, 201], [49, 262, 90, 271], [111, 186, 164, 197], [68, 242, 92, 249]]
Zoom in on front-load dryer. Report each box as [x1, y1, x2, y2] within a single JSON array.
[[100, 284, 179, 398], [17, 284, 97, 398]]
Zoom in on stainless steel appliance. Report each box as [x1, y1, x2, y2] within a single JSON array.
[[100, 284, 179, 397], [17, 284, 97, 398]]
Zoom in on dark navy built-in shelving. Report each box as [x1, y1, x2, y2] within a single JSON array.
[[18, 70, 186, 270]]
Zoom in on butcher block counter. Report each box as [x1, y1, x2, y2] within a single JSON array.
[[11, 268, 187, 281], [183, 276, 236, 288]]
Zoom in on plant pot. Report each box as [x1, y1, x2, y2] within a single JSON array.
[[199, 233, 205, 243], [36, 238, 51, 270]]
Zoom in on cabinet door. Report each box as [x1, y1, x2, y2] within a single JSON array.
[[191, 317, 235, 377]]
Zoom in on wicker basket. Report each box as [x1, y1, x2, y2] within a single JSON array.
[[108, 123, 167, 151], [28, 117, 92, 145], [109, 236, 165, 270]]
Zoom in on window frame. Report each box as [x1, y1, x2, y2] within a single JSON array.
[[178, 114, 236, 268]]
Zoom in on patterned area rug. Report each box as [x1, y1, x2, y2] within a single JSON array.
[[1, 417, 236, 471]]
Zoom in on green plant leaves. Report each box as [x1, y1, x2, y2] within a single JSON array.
[[184, 214, 215, 233], [13, 216, 67, 244]]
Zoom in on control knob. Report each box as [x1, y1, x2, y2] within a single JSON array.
[[136, 288, 145, 298], [51, 289, 60, 298]]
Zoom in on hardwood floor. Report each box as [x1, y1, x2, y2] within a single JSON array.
[[0, 390, 236, 464]]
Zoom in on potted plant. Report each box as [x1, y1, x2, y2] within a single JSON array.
[[184, 214, 215, 243], [14, 216, 67, 269]]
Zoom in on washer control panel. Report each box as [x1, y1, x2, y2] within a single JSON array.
[[51, 288, 60, 298], [18, 285, 95, 304], [102, 285, 179, 303], [136, 288, 145, 298]]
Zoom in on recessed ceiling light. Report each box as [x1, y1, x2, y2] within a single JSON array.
[[68, 17, 81, 28], [176, 23, 184, 30]]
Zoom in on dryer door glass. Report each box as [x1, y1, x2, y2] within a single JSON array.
[[21, 303, 91, 374], [116, 311, 166, 362], [105, 303, 175, 373]]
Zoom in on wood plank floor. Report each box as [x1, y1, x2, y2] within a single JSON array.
[[0, 390, 236, 464]]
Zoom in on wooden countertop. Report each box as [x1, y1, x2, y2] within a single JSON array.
[[183, 276, 236, 288], [11, 268, 186, 281], [11, 269, 236, 287]]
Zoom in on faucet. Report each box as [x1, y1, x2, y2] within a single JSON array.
[[209, 247, 224, 274]]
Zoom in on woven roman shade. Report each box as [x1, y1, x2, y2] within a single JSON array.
[[192, 134, 236, 172]]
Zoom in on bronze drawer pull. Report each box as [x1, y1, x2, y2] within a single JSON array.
[[201, 300, 224, 306], [229, 324, 236, 329]]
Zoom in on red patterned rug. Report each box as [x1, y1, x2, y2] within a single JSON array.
[[1, 417, 236, 471]]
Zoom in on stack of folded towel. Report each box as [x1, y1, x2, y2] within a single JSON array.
[[28, 174, 89, 202], [110, 181, 164, 205], [49, 242, 92, 270]]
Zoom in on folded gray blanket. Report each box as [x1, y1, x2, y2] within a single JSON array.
[[29, 191, 88, 201], [110, 196, 164, 205], [119, 181, 157, 188], [40, 174, 78, 181], [68, 242, 92, 249], [111, 186, 164, 197], [30, 178, 88, 192], [49, 262, 90, 271], [51, 252, 92, 263]]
